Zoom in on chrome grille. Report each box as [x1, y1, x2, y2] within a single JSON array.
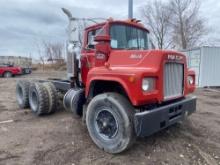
[[164, 63, 184, 100]]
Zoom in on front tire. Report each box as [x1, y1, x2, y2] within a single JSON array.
[[86, 93, 135, 154]]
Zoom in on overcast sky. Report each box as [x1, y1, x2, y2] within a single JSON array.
[[0, 0, 219, 59]]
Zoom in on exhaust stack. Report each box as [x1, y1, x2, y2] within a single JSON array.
[[62, 8, 81, 80]]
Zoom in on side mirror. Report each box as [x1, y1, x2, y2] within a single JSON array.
[[94, 35, 111, 67], [94, 35, 111, 54]]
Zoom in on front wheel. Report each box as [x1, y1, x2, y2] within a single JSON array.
[[86, 93, 135, 154]]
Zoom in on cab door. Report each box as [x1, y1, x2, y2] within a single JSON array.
[[81, 28, 101, 85]]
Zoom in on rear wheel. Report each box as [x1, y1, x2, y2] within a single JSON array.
[[29, 82, 49, 116], [43, 82, 57, 114], [4, 71, 12, 78], [16, 80, 31, 109], [86, 92, 135, 154]]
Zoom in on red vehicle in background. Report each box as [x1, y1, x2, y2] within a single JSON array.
[[0, 64, 22, 78]]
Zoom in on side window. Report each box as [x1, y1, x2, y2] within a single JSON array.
[[87, 28, 101, 49]]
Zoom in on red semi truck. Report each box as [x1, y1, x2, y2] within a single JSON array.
[[16, 18, 196, 153], [0, 64, 22, 78]]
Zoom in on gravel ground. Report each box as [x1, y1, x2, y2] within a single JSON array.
[[0, 71, 219, 165]]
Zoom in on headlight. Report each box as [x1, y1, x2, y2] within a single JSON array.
[[188, 76, 194, 85], [142, 78, 155, 92]]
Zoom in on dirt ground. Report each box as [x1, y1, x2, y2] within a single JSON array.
[[0, 71, 220, 165]]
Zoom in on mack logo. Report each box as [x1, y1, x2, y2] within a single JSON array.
[[167, 54, 183, 61], [130, 54, 143, 59]]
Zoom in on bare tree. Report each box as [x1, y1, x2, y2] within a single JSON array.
[[34, 40, 46, 70], [168, 0, 206, 49], [52, 43, 64, 60], [33, 39, 64, 70], [43, 41, 64, 65], [141, 0, 172, 49], [43, 41, 64, 67]]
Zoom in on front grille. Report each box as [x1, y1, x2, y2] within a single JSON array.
[[164, 63, 184, 100]]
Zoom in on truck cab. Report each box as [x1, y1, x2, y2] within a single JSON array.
[[78, 19, 196, 106]]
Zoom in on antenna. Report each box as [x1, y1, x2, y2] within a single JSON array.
[[128, 0, 133, 19]]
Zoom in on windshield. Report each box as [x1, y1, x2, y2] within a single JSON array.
[[110, 24, 149, 50]]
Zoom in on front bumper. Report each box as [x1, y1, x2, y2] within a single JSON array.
[[134, 96, 196, 137]]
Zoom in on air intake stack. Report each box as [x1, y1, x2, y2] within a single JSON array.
[[62, 8, 81, 81]]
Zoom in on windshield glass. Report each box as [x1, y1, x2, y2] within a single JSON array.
[[110, 24, 149, 50]]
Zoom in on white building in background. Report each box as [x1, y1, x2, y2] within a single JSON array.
[[182, 46, 220, 87]]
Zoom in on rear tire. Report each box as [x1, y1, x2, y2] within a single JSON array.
[[43, 82, 57, 114], [86, 92, 135, 154], [4, 71, 12, 78], [29, 82, 49, 116], [16, 80, 31, 109]]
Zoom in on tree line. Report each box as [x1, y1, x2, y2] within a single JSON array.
[[141, 0, 206, 50], [35, 40, 65, 70]]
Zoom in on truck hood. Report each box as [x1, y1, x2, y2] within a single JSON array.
[[108, 50, 186, 70]]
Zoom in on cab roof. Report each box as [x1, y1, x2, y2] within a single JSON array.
[[85, 19, 149, 32]]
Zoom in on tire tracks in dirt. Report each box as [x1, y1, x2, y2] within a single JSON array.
[[178, 124, 220, 165], [0, 151, 20, 163], [0, 101, 8, 113]]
